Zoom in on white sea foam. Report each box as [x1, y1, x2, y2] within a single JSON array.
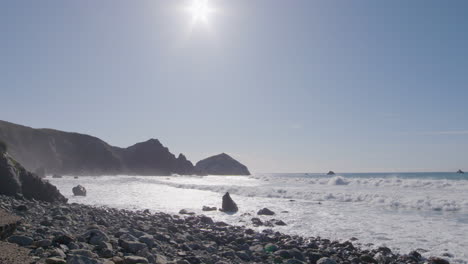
[[48, 174, 468, 263]]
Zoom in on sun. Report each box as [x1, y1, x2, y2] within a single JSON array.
[[187, 0, 214, 24]]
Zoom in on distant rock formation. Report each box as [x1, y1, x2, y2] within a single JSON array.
[[195, 153, 250, 175], [0, 120, 251, 176], [457, 169, 464, 174], [221, 192, 238, 213], [0, 151, 67, 203], [72, 185, 87, 196], [327, 171, 335, 175], [0, 120, 195, 176]]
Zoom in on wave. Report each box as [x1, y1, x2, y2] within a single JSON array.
[[110, 175, 468, 213]]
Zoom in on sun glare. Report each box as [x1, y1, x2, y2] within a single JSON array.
[[187, 0, 214, 24]]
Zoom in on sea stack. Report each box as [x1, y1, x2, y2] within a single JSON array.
[[327, 171, 335, 175], [195, 153, 250, 175], [72, 185, 87, 196], [457, 169, 464, 174], [221, 192, 238, 213]]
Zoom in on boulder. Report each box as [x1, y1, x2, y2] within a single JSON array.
[[257, 208, 275, 215], [0, 152, 66, 203], [72, 185, 87, 196], [220, 192, 238, 213]]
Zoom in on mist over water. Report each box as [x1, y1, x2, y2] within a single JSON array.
[[49, 173, 468, 263]]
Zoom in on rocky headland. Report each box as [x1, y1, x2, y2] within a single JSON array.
[[0, 120, 249, 176]]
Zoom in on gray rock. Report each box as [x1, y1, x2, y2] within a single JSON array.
[[66, 255, 101, 264], [202, 206, 217, 211], [8, 235, 34, 246], [35, 239, 52, 248], [257, 208, 275, 215], [72, 185, 87, 196], [120, 240, 148, 254], [46, 257, 67, 264], [68, 249, 97, 258], [138, 234, 155, 248], [317, 258, 337, 264], [124, 256, 149, 264], [81, 229, 109, 245]]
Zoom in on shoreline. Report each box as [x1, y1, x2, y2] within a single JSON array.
[[0, 195, 450, 264]]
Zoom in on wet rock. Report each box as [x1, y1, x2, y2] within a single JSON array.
[[72, 185, 87, 196], [66, 255, 100, 264], [8, 235, 33, 246], [429, 257, 450, 264], [360, 254, 378, 263], [81, 229, 109, 245], [45, 257, 66, 264], [220, 192, 238, 213], [124, 256, 149, 264], [178, 209, 195, 215], [200, 215, 214, 225], [251, 218, 263, 226], [257, 208, 275, 215], [317, 257, 337, 264], [275, 220, 287, 226], [120, 240, 147, 254], [202, 206, 217, 211], [35, 239, 52, 248]]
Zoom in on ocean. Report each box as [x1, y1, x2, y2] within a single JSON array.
[[48, 172, 468, 263]]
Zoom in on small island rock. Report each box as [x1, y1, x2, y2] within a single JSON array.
[[72, 185, 87, 196]]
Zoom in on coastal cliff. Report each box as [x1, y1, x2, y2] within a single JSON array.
[[0, 120, 249, 176]]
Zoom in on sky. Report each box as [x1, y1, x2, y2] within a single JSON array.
[[1, 0, 468, 173]]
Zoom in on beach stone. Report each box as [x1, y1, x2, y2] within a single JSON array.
[[72, 185, 87, 196], [120, 240, 147, 254], [81, 229, 109, 245], [8, 235, 34, 246], [286, 260, 305, 264], [221, 192, 238, 212], [178, 209, 195, 215], [317, 257, 337, 264], [275, 220, 287, 226], [69, 249, 97, 258], [257, 208, 275, 215], [35, 239, 52, 248], [276, 250, 292, 259], [46, 257, 67, 264], [200, 215, 214, 224], [54, 234, 75, 245], [360, 254, 378, 263], [429, 257, 450, 264], [124, 256, 149, 264], [251, 218, 263, 226], [138, 235, 155, 248], [265, 243, 278, 252], [66, 254, 100, 264]]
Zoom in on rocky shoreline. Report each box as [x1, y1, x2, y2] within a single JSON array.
[[0, 195, 451, 264]]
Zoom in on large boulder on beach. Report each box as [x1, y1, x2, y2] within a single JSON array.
[[72, 185, 87, 196], [195, 153, 250, 175], [0, 151, 67, 203], [221, 192, 238, 212]]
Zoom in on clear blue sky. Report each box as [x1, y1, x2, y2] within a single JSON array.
[[1, 0, 468, 173]]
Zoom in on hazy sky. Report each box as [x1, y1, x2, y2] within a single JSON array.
[[1, 0, 468, 173]]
